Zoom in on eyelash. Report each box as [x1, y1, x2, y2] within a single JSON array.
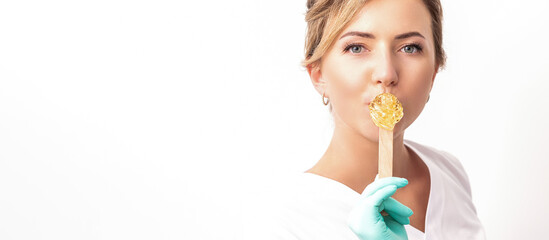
[[342, 42, 424, 54]]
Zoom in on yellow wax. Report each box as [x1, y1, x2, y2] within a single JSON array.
[[368, 93, 404, 131]]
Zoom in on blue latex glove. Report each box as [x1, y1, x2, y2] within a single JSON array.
[[347, 175, 414, 240]]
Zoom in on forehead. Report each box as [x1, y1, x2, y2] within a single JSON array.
[[340, 0, 432, 39]]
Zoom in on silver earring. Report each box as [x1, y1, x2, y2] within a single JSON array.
[[322, 92, 330, 105]]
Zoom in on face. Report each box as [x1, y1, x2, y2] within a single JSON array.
[[309, 0, 438, 142]]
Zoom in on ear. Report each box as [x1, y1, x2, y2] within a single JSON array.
[[307, 63, 327, 96]]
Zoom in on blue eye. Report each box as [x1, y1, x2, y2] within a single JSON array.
[[401, 44, 423, 54], [350, 45, 363, 53], [344, 44, 364, 54]]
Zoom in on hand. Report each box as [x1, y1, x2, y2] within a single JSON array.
[[347, 175, 413, 240]]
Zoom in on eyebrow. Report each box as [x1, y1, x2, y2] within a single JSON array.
[[339, 31, 425, 40]]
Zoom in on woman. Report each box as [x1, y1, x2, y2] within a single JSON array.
[[240, 0, 486, 239]]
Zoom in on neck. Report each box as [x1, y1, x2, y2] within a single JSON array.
[[305, 115, 413, 194]]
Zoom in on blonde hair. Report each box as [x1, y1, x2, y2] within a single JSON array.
[[302, 0, 446, 70]]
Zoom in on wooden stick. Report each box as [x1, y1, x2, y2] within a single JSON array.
[[378, 127, 393, 178]]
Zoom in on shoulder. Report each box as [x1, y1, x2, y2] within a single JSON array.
[[404, 139, 473, 196]]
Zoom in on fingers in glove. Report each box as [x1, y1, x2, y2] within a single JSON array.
[[362, 177, 408, 197], [384, 197, 414, 217], [383, 197, 413, 225], [383, 215, 408, 236], [349, 185, 398, 229], [369, 184, 398, 208]]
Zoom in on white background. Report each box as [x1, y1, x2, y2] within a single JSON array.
[[1, 0, 548, 239]]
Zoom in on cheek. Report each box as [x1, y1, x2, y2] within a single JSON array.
[[398, 63, 435, 128], [327, 61, 380, 132], [324, 59, 367, 98], [322, 58, 370, 123]]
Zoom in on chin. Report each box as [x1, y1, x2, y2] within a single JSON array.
[[358, 119, 381, 143], [360, 118, 408, 143]]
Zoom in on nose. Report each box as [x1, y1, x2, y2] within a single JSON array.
[[371, 51, 398, 88]]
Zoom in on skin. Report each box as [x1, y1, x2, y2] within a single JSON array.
[[305, 0, 438, 232]]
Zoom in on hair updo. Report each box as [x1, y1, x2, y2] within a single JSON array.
[[302, 0, 446, 70]]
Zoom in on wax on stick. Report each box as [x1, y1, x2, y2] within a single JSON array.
[[368, 93, 404, 178]]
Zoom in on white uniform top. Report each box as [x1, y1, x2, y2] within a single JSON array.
[[237, 139, 486, 240]]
